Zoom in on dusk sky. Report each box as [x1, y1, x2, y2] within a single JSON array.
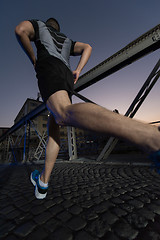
[[1, 0, 160, 127]]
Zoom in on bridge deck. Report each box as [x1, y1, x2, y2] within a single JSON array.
[[1, 160, 160, 239]]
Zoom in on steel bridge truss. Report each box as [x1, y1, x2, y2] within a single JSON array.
[[0, 24, 160, 163]]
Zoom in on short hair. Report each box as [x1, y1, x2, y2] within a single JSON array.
[[46, 18, 60, 32]]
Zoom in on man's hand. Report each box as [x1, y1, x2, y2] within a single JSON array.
[[73, 70, 80, 84]]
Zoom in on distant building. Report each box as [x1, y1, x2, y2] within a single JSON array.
[[14, 98, 49, 136]]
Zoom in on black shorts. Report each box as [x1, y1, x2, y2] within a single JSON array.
[[35, 56, 74, 103]]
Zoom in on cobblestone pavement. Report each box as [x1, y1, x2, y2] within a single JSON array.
[[1, 161, 160, 240]]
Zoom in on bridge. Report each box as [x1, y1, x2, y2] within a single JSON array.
[[0, 23, 160, 163], [0, 24, 160, 240]]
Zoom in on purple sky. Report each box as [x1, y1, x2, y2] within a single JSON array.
[[1, 0, 160, 127]]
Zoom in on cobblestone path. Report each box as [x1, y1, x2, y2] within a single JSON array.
[[1, 162, 160, 239]]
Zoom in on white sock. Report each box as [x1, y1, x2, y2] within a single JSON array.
[[39, 176, 48, 188]]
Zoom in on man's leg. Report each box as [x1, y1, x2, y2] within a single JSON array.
[[40, 114, 60, 184], [47, 90, 160, 154], [30, 114, 60, 199]]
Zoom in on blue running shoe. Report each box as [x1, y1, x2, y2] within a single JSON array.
[[150, 150, 160, 174], [30, 170, 48, 199]]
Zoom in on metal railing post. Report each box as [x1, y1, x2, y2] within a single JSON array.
[[22, 121, 28, 163], [67, 126, 77, 160]]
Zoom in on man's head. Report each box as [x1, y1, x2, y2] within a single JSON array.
[[46, 18, 60, 32]]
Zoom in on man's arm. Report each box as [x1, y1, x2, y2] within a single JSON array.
[[15, 21, 36, 67], [73, 42, 92, 84]]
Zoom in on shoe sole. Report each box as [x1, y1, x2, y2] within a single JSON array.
[[35, 185, 47, 199]]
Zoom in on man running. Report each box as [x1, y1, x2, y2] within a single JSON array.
[[15, 18, 160, 199]]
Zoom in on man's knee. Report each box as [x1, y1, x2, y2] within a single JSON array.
[[54, 106, 70, 126], [46, 103, 70, 126], [46, 91, 72, 125]]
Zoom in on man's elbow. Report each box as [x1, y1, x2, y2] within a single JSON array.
[[83, 44, 92, 55], [87, 44, 92, 56], [86, 44, 92, 51]]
